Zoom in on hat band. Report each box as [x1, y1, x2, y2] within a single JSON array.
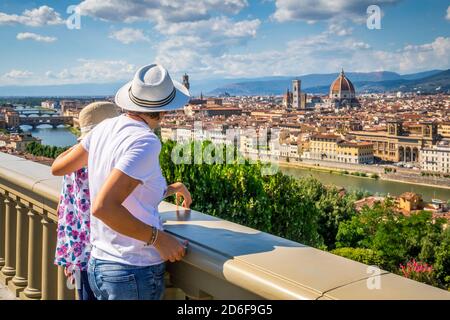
[[128, 86, 176, 108]]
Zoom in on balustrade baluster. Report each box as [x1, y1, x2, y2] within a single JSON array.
[[0, 195, 17, 285], [41, 215, 57, 300], [9, 202, 29, 295], [0, 192, 5, 268], [57, 266, 75, 300], [20, 208, 42, 300]]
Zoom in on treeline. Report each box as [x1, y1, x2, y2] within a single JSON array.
[[160, 140, 450, 290], [332, 200, 449, 289], [0, 98, 47, 106], [26, 141, 69, 159]]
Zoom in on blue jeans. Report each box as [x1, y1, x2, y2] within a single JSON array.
[[87, 257, 166, 300], [78, 270, 96, 300]]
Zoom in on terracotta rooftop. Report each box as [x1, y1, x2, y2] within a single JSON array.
[[330, 69, 355, 94]]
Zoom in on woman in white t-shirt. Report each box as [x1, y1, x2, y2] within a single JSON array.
[[51, 64, 192, 300]]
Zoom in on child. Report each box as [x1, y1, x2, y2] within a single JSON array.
[[53, 102, 119, 300]]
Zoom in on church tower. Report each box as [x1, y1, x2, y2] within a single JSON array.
[[182, 73, 190, 90], [292, 79, 301, 109], [283, 88, 292, 108]]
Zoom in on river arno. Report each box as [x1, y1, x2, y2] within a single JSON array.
[[280, 166, 450, 202], [17, 105, 78, 147], [20, 125, 77, 147]]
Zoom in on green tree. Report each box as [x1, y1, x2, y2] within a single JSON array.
[[331, 247, 385, 266], [434, 228, 450, 289], [26, 141, 69, 159], [335, 200, 396, 249], [372, 211, 446, 270]]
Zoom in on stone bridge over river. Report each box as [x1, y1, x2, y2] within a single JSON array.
[[19, 116, 73, 129]]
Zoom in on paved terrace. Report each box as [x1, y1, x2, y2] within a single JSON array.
[[0, 282, 16, 300], [0, 151, 449, 300]]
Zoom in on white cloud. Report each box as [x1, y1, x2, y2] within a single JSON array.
[[3, 70, 34, 79], [352, 41, 371, 49], [327, 23, 353, 36], [157, 16, 259, 38], [446, 6, 450, 21], [153, 15, 260, 73], [109, 28, 150, 44], [79, 1, 258, 67], [272, 0, 401, 23], [0, 5, 63, 27], [164, 35, 450, 79], [44, 59, 136, 84], [78, 0, 248, 24], [17, 32, 57, 43], [155, 16, 260, 55]]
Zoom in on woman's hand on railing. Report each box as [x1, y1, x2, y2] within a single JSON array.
[[165, 182, 192, 209], [154, 231, 189, 263]]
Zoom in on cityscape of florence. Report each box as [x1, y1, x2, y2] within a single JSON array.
[[0, 0, 449, 307]]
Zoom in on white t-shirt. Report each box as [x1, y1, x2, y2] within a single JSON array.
[[81, 114, 167, 266]]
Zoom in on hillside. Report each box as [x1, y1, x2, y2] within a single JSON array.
[[208, 70, 446, 96], [305, 69, 450, 94]]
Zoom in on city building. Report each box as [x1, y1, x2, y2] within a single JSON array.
[[292, 79, 301, 109], [354, 196, 386, 212], [206, 98, 223, 106], [350, 120, 439, 163], [285, 80, 308, 110], [329, 69, 359, 108], [439, 122, 450, 139], [5, 111, 20, 128], [336, 141, 374, 164], [304, 133, 343, 161], [420, 141, 450, 173], [299, 93, 307, 110], [203, 107, 242, 118], [303, 133, 374, 164], [41, 100, 60, 110], [161, 126, 177, 142], [398, 192, 424, 213], [282, 88, 292, 108], [60, 100, 84, 114], [0, 115, 6, 130], [6, 133, 41, 152]]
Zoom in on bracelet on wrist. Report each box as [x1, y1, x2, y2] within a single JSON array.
[[151, 228, 159, 246], [147, 226, 159, 246]]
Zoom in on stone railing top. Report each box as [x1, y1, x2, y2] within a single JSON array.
[[0, 151, 449, 300]]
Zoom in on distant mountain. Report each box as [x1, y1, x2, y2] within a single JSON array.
[[390, 69, 450, 92], [306, 69, 450, 94], [208, 70, 445, 96], [399, 70, 444, 80], [0, 69, 446, 97]]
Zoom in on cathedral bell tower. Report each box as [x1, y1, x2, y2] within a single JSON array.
[[182, 73, 190, 90]]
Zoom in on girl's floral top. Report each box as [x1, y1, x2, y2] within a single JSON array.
[[54, 167, 91, 272]]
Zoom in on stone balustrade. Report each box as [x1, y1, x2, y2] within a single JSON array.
[[0, 151, 449, 300]]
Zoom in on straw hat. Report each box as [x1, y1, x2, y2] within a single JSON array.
[[115, 64, 190, 113], [78, 101, 119, 140]]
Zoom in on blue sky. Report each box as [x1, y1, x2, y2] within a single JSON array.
[[0, 0, 449, 86]]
